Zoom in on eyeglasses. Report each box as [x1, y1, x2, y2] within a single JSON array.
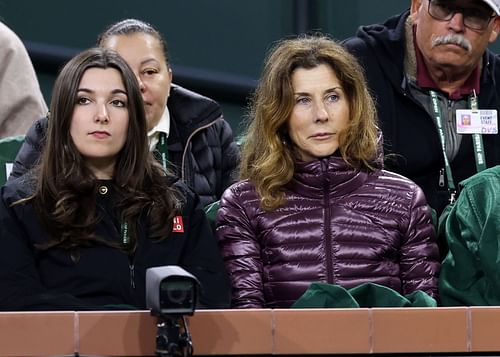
[[427, 0, 496, 31]]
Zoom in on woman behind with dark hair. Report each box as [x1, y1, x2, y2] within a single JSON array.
[[216, 35, 440, 308], [0, 47, 230, 311]]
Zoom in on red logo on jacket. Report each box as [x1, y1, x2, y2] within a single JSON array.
[[173, 216, 184, 233]]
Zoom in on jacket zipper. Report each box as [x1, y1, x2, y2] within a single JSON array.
[[128, 255, 136, 289], [438, 168, 445, 187], [180, 116, 221, 181], [321, 159, 334, 284]]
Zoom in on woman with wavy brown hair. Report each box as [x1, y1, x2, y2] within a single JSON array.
[[216, 35, 439, 308], [0, 47, 229, 311]]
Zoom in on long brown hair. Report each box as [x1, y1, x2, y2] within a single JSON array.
[[241, 34, 379, 211], [21, 47, 180, 251]]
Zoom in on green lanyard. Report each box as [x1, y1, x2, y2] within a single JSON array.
[[469, 96, 487, 173], [121, 222, 129, 245], [154, 132, 169, 170], [429, 90, 487, 202]]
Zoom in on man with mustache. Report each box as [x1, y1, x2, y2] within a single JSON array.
[[343, 0, 500, 257]]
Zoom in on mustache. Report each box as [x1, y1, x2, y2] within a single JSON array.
[[431, 34, 472, 52]]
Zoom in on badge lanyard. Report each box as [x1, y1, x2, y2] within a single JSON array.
[[155, 132, 169, 170], [121, 222, 129, 245], [429, 90, 486, 202]]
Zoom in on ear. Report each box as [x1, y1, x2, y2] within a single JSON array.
[[410, 0, 423, 22], [489, 17, 500, 43], [166, 67, 173, 98]]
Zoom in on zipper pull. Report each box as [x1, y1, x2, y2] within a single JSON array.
[[129, 263, 136, 289], [439, 168, 445, 187]]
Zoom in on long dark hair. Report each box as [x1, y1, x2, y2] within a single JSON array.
[[23, 47, 180, 251]]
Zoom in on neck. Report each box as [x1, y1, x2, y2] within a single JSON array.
[[86, 159, 115, 180], [425, 62, 475, 95]]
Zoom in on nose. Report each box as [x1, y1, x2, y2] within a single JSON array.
[[447, 11, 466, 32], [135, 74, 146, 93], [314, 101, 329, 122], [94, 103, 109, 124]]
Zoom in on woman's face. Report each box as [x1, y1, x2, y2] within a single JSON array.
[[287, 64, 350, 162], [102, 33, 172, 131], [70, 67, 129, 179]]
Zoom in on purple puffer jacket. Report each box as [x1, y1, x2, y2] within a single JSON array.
[[216, 156, 440, 308]]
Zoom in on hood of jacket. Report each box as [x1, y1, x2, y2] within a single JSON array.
[[355, 9, 500, 92], [355, 10, 410, 90], [167, 84, 222, 138]]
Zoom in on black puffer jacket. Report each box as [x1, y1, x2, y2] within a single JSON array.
[[10, 84, 240, 207]]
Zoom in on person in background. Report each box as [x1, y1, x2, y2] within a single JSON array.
[[0, 47, 230, 311], [216, 35, 440, 309], [10, 19, 240, 208], [342, 0, 500, 220], [439, 165, 500, 306], [0, 20, 47, 138]]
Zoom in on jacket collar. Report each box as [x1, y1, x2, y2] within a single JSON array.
[[288, 156, 369, 198]]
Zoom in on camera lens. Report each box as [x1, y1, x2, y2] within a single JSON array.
[[167, 287, 189, 304], [160, 279, 194, 309]]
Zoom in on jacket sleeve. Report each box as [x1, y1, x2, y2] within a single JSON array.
[[0, 187, 95, 311], [177, 184, 231, 309], [439, 184, 500, 306], [216, 185, 264, 308], [399, 185, 440, 299], [216, 117, 240, 196], [9, 116, 48, 181]]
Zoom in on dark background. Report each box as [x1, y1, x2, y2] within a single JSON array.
[[2, 0, 499, 135]]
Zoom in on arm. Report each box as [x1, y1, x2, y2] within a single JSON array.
[[439, 184, 500, 306], [8, 116, 48, 180], [0, 22, 47, 137], [399, 186, 440, 299], [216, 117, 240, 196], [216, 185, 264, 308], [0, 186, 94, 311], [177, 183, 231, 308]]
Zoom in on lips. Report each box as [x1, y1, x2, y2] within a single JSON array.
[[310, 132, 334, 139], [89, 131, 110, 139]]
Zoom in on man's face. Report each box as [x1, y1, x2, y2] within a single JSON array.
[[411, 0, 500, 71]]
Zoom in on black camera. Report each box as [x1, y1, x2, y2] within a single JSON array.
[[146, 265, 200, 316], [146, 266, 201, 357]]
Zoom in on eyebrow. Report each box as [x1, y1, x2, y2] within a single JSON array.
[[140, 58, 161, 67], [294, 86, 342, 95], [77, 88, 127, 95]]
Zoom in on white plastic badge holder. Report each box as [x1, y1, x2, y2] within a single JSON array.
[[456, 109, 498, 134]]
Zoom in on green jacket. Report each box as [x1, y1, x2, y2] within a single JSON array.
[[439, 165, 500, 306]]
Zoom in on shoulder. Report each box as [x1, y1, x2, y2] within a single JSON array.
[[460, 165, 500, 191], [168, 84, 222, 124], [220, 180, 258, 207], [1, 174, 34, 204], [0, 21, 24, 51], [366, 169, 427, 209], [456, 165, 500, 213], [372, 169, 421, 191]]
